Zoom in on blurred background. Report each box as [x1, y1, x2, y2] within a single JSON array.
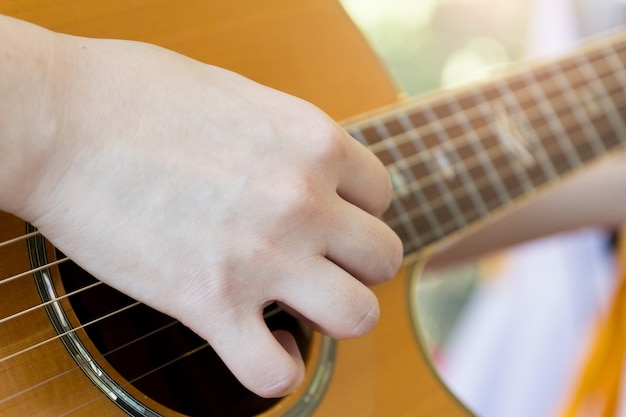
[[338, 0, 626, 416]]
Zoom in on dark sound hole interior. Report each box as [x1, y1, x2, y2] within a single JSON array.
[[57, 252, 312, 417]]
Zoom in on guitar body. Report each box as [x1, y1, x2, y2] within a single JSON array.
[[0, 1, 468, 416]]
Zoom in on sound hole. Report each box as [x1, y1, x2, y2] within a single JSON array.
[[57, 252, 311, 417]]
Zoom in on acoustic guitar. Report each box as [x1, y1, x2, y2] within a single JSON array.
[[1, 1, 625, 416]]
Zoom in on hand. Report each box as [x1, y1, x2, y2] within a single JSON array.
[[11, 31, 403, 397]]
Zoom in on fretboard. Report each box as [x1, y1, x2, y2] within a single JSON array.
[[344, 28, 626, 256]]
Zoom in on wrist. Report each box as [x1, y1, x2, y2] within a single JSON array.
[[0, 15, 63, 219]]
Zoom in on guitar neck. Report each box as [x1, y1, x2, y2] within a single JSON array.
[[344, 29, 626, 256]]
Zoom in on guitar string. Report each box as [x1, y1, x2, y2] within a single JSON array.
[[0, 283, 285, 410], [0, 55, 623, 331], [0, 272, 284, 367], [0, 275, 101, 325], [1, 292, 286, 408], [0, 230, 40, 249], [357, 40, 626, 155], [0, 300, 142, 365], [4, 251, 289, 406], [0, 318, 181, 407], [364, 48, 620, 153], [1, 40, 625, 404], [51, 342, 214, 417], [0, 256, 70, 286]]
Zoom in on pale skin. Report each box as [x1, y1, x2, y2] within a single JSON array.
[[0, 15, 403, 398], [2, 13, 626, 400]]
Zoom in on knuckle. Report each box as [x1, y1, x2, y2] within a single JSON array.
[[274, 176, 326, 224], [306, 115, 347, 164]]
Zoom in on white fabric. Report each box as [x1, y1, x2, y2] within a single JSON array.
[[440, 230, 617, 417]]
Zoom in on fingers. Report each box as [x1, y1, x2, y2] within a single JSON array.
[[275, 258, 381, 339], [202, 168, 400, 398], [194, 245, 390, 398], [324, 198, 403, 285], [335, 131, 394, 217], [204, 313, 305, 398]]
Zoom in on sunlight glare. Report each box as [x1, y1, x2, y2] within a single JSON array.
[[441, 37, 510, 87], [340, 0, 437, 29]]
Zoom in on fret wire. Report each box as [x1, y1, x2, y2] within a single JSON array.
[[439, 96, 509, 227], [418, 102, 471, 230], [494, 78, 558, 188], [520, 71, 584, 171], [441, 97, 494, 219], [471, 96, 527, 203], [575, 54, 623, 134], [414, 153, 625, 248], [498, 70, 588, 187], [606, 42, 626, 92], [399, 111, 461, 232], [577, 46, 626, 142], [396, 112, 447, 245], [605, 44, 626, 143], [390, 152, 624, 250], [351, 124, 429, 251], [547, 61, 607, 158], [373, 120, 425, 249]]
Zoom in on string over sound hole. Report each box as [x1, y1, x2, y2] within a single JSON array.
[[57, 253, 312, 417]]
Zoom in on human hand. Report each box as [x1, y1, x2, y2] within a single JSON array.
[[9, 30, 403, 397]]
